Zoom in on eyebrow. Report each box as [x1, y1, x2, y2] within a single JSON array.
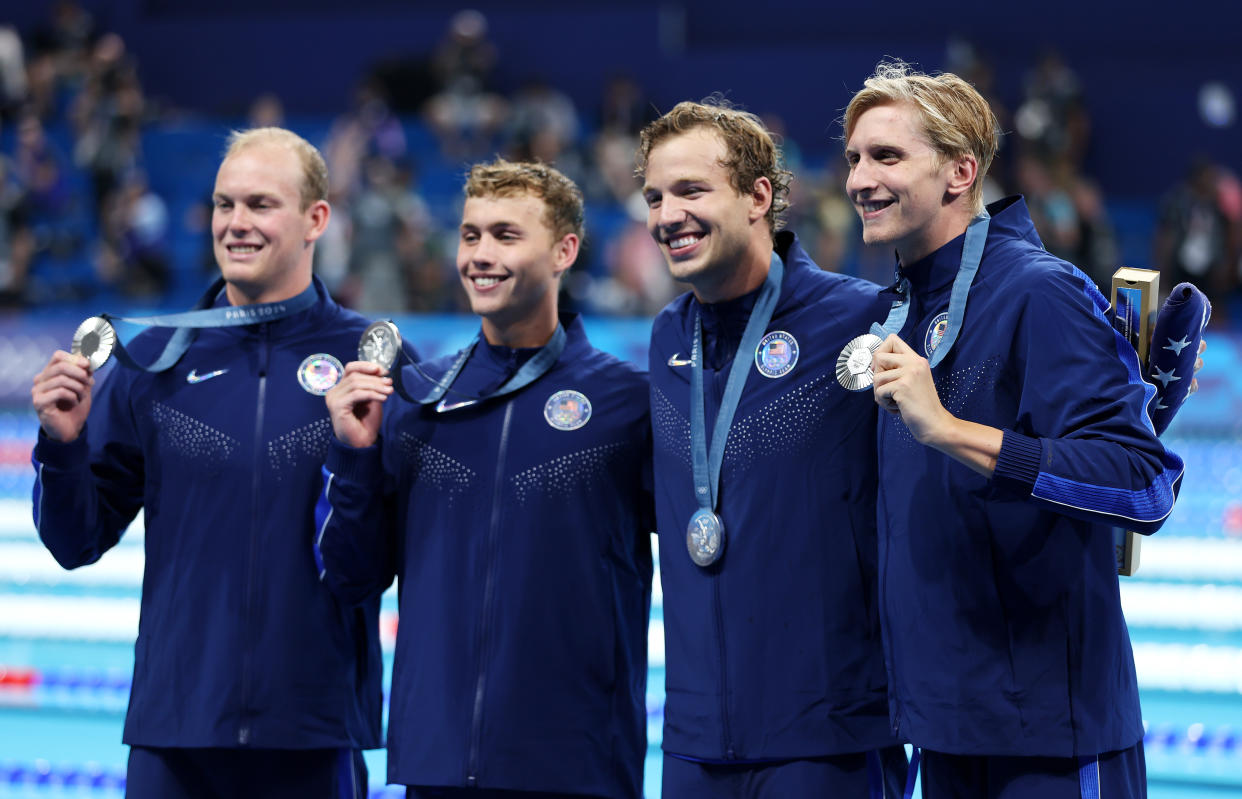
[[213, 192, 281, 203], [460, 221, 523, 232]]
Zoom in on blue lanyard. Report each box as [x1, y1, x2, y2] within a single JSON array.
[[690, 252, 784, 513], [870, 211, 990, 366], [398, 323, 567, 412], [104, 278, 318, 372]]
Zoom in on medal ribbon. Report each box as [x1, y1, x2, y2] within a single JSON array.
[[691, 252, 784, 514], [103, 278, 319, 373], [869, 211, 990, 365], [394, 323, 567, 412]]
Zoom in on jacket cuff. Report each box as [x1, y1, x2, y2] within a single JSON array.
[[325, 436, 383, 484], [992, 430, 1042, 495], [33, 427, 90, 470]]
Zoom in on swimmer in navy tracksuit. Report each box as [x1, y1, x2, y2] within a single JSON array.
[[845, 61, 1184, 798], [638, 101, 907, 799], [30, 128, 383, 799], [317, 160, 652, 799]]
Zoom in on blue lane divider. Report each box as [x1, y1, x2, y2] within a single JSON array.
[[1144, 722, 1239, 751], [0, 763, 409, 797], [5, 666, 1242, 757]]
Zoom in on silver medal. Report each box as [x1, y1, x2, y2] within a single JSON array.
[[71, 316, 116, 371], [358, 320, 401, 371], [686, 508, 726, 567], [835, 333, 884, 391]]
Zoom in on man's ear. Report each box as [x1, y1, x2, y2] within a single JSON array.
[[304, 199, 331, 244], [551, 233, 580, 278], [945, 154, 978, 202], [748, 176, 773, 224]]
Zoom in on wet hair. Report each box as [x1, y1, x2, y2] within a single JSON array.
[[844, 60, 1000, 213], [636, 97, 792, 236]]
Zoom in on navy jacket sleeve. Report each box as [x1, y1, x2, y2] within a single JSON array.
[[31, 365, 144, 569], [991, 268, 1184, 534], [314, 436, 398, 605]]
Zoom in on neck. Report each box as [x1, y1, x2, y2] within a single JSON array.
[[481, 308, 559, 349], [896, 203, 976, 266], [692, 238, 772, 305]]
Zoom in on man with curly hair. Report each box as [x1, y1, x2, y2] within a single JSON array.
[[318, 159, 653, 799], [638, 100, 907, 797]]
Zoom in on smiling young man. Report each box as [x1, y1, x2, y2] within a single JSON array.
[[317, 159, 653, 799], [637, 100, 907, 798], [844, 61, 1185, 797], [30, 128, 385, 798]]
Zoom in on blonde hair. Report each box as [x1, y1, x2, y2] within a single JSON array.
[[224, 127, 329, 211], [635, 97, 792, 237], [464, 158, 584, 242], [844, 60, 1000, 213]]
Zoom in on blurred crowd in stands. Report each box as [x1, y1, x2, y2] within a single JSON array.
[[0, 4, 1239, 322]]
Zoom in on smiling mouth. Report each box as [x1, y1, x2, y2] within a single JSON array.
[[470, 275, 509, 288], [860, 200, 895, 215], [665, 232, 704, 255], [227, 244, 262, 254]]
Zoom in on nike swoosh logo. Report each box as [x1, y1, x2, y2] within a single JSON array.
[[436, 398, 478, 413], [186, 368, 228, 384], [667, 353, 693, 367]]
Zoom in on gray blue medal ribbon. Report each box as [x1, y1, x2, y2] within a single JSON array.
[[870, 211, 990, 362], [395, 323, 567, 412], [103, 278, 318, 372], [687, 252, 784, 567]]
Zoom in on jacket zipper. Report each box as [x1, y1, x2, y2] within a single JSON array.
[[238, 324, 270, 745], [877, 422, 901, 739], [466, 400, 514, 785], [715, 578, 733, 757]]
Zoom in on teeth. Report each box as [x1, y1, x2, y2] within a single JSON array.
[[474, 276, 502, 287], [862, 201, 892, 213], [669, 235, 699, 249], [230, 245, 260, 253]]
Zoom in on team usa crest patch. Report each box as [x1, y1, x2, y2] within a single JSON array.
[[297, 353, 344, 396], [544, 390, 591, 431], [754, 331, 799, 378], [924, 312, 950, 358]]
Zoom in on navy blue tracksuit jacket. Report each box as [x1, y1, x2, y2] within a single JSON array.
[[316, 314, 653, 798], [32, 278, 385, 750], [877, 197, 1184, 757], [649, 232, 900, 761]]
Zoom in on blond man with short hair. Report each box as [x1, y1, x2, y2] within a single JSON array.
[[31, 127, 385, 797], [846, 60, 1183, 798]]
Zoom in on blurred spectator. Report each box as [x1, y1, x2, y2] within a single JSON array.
[[1155, 159, 1240, 313], [13, 112, 79, 257], [591, 131, 642, 205], [1015, 50, 1090, 168], [0, 137, 33, 305], [339, 155, 431, 313], [71, 32, 146, 216], [26, 0, 96, 122], [96, 171, 169, 297], [324, 78, 407, 203], [0, 26, 27, 120], [581, 210, 676, 316], [506, 78, 580, 165], [598, 74, 655, 137], [1014, 154, 1080, 261], [1069, 176, 1119, 292], [424, 9, 507, 158]]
